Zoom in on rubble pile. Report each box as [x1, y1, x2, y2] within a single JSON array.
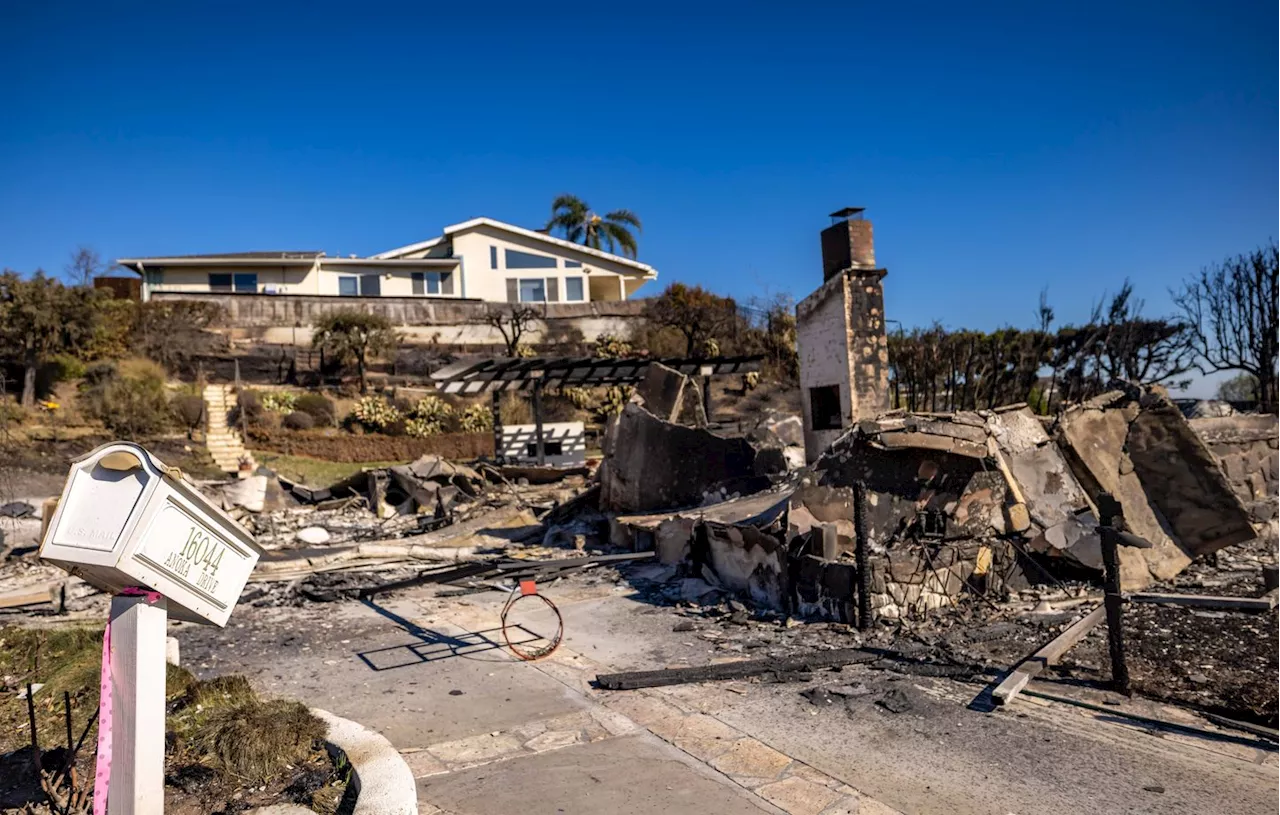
[[608, 383, 1270, 626]]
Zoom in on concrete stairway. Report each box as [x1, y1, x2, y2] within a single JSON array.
[[203, 384, 256, 476]]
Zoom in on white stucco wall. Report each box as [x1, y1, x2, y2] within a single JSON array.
[[450, 225, 649, 304], [796, 275, 854, 462], [313, 265, 461, 297]]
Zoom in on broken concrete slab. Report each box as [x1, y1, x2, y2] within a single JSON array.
[[700, 522, 789, 610], [759, 412, 804, 447], [635, 361, 692, 422], [988, 407, 1091, 531], [1056, 396, 1184, 588], [218, 472, 269, 513], [296, 526, 332, 545], [1127, 389, 1256, 556], [1056, 386, 1257, 589]]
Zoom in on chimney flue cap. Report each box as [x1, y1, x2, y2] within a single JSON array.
[[829, 207, 865, 223]]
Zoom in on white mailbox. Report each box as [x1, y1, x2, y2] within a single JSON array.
[[40, 441, 262, 626]]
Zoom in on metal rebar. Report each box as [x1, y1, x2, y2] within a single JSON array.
[[26, 683, 41, 774], [854, 481, 872, 630], [63, 691, 73, 754], [1097, 492, 1130, 694]]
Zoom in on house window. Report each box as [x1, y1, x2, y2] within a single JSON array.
[[359, 275, 381, 296], [526, 440, 564, 457], [412, 271, 443, 295], [338, 276, 359, 296], [564, 260, 582, 268], [565, 277, 584, 301], [809, 385, 843, 431], [233, 273, 257, 293], [505, 248, 557, 269], [518, 278, 546, 302], [490, 246, 498, 269], [209, 273, 233, 292]]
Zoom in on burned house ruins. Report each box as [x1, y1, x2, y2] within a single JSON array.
[[604, 207, 1270, 626]]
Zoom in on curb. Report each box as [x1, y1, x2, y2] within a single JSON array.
[[312, 708, 419, 815]]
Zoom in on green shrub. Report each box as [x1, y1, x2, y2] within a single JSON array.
[[260, 390, 297, 414], [404, 417, 437, 437], [593, 333, 634, 359], [282, 411, 315, 430], [234, 389, 265, 427], [81, 358, 172, 438], [598, 385, 633, 418], [0, 400, 26, 427], [170, 674, 326, 784], [408, 395, 454, 434], [348, 395, 401, 432], [458, 403, 492, 433], [47, 353, 88, 382], [171, 394, 206, 437], [560, 386, 595, 410], [294, 393, 335, 425]]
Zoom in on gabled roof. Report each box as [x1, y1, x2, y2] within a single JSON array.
[[372, 217, 657, 277]]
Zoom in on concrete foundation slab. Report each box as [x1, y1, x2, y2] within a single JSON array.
[[418, 733, 775, 814]]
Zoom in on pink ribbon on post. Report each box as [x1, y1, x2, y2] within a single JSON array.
[[93, 587, 163, 815]]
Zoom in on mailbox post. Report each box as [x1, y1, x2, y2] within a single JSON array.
[[40, 442, 262, 813]]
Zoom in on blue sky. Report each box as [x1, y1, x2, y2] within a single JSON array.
[[1, 2, 1274, 394]]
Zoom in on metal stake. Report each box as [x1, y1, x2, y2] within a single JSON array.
[[1094, 491, 1151, 695], [533, 380, 546, 466], [854, 481, 872, 630]]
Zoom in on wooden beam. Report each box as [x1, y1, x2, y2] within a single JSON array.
[[1128, 592, 1278, 612], [992, 605, 1105, 706], [107, 595, 169, 814], [987, 437, 1031, 533], [0, 581, 65, 610]]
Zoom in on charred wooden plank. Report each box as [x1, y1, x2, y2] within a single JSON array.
[[594, 648, 876, 691], [992, 605, 1105, 705], [1128, 592, 1277, 611]]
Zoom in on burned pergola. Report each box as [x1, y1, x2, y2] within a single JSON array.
[[430, 355, 763, 464]]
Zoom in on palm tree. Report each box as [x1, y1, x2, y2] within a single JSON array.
[[545, 194, 642, 258]]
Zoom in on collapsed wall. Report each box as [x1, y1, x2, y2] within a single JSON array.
[[609, 384, 1262, 624], [1056, 387, 1257, 587]]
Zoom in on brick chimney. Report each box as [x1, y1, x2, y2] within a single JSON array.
[[797, 206, 890, 461], [821, 207, 875, 281]]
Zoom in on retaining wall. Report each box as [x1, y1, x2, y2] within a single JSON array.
[[152, 291, 647, 347], [1190, 414, 1279, 517]]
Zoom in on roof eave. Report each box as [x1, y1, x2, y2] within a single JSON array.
[[369, 236, 447, 260]]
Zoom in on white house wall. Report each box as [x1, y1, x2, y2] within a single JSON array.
[[796, 275, 854, 462], [313, 266, 460, 297], [450, 224, 647, 303], [148, 265, 320, 294]]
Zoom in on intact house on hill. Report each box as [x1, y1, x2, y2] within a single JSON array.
[[116, 217, 658, 304]]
